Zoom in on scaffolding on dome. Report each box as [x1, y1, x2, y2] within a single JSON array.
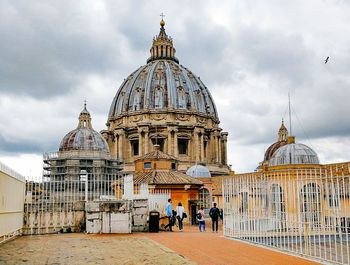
[[222, 169, 350, 264]]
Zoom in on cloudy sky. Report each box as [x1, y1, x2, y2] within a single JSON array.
[[1, 0, 350, 177]]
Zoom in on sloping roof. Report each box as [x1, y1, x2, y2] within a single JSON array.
[[136, 150, 177, 161], [134, 170, 203, 185]]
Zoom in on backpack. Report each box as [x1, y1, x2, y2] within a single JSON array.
[[210, 208, 219, 219], [197, 212, 202, 220]]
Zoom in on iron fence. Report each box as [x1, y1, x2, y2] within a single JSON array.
[[223, 169, 350, 264]]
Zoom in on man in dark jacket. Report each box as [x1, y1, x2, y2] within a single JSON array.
[[209, 203, 220, 233]]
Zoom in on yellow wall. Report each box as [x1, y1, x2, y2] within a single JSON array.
[[0, 170, 25, 237]]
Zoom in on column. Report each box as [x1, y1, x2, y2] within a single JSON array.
[[195, 132, 199, 162], [113, 133, 119, 158], [218, 135, 222, 164], [118, 131, 125, 161], [168, 130, 172, 155], [200, 133, 204, 162], [174, 130, 178, 157], [138, 132, 142, 156], [214, 133, 219, 163], [144, 130, 149, 154], [222, 133, 228, 165]]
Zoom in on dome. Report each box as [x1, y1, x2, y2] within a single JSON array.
[[108, 21, 218, 121], [269, 143, 319, 167], [186, 164, 211, 178], [264, 141, 287, 161], [59, 128, 109, 153], [59, 104, 110, 153], [108, 61, 218, 120], [264, 120, 289, 161]]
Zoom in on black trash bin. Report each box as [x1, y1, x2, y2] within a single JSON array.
[[149, 210, 160, 232]]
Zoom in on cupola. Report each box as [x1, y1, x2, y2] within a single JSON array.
[[147, 19, 178, 63]]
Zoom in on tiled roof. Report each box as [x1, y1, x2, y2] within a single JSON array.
[[134, 170, 203, 185], [136, 150, 177, 161]]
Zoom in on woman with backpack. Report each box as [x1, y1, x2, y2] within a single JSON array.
[[197, 206, 206, 232]]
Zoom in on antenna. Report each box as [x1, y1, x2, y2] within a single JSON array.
[[288, 92, 292, 135]]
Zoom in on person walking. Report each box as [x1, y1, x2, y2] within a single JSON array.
[[197, 206, 206, 232], [209, 203, 220, 233], [176, 202, 185, 231], [164, 198, 173, 232]]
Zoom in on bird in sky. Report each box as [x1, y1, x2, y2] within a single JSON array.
[[325, 56, 329, 64]]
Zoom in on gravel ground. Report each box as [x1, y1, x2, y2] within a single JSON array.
[[0, 233, 195, 265]]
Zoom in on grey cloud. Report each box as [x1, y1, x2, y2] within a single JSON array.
[[0, 1, 125, 98]]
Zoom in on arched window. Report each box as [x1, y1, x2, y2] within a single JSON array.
[[270, 184, 286, 230], [199, 188, 210, 213], [300, 183, 321, 229]]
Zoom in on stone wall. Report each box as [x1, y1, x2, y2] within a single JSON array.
[[23, 201, 85, 235], [85, 199, 148, 234], [131, 199, 148, 232], [23, 199, 148, 235]]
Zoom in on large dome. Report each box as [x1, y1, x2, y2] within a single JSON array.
[[108, 61, 218, 120], [59, 105, 109, 153], [269, 142, 319, 167], [108, 20, 218, 121]]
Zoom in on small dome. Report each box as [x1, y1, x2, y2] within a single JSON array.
[[59, 104, 110, 153], [269, 143, 319, 167], [59, 128, 109, 153], [160, 19, 165, 27], [186, 164, 211, 178]]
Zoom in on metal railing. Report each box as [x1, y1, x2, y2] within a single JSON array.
[[223, 169, 350, 264], [24, 174, 171, 235]]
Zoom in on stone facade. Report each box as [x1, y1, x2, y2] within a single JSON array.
[[103, 112, 228, 176]]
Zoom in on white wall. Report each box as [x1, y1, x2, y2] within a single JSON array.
[[0, 162, 25, 238]]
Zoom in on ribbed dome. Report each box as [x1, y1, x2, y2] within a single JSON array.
[[186, 164, 211, 178], [59, 104, 110, 153], [108, 61, 218, 119], [108, 21, 218, 121], [269, 143, 319, 167], [264, 141, 287, 161], [59, 128, 109, 153]]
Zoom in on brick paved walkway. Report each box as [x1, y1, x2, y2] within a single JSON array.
[[146, 225, 320, 265]]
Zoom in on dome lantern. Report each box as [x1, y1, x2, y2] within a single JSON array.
[[278, 119, 288, 141], [78, 102, 92, 129], [147, 19, 178, 64]]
